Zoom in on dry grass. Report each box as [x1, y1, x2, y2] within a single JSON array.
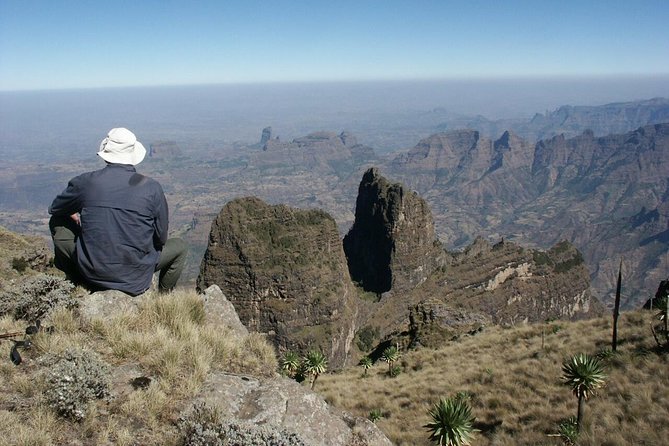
[[317, 311, 669, 446], [0, 288, 277, 446]]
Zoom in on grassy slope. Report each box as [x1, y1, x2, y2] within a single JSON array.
[[317, 311, 668, 446], [0, 289, 277, 446]]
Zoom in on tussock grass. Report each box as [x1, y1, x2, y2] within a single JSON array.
[[0, 288, 277, 445], [317, 311, 669, 446]]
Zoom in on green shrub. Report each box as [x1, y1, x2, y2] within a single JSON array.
[[557, 417, 579, 445], [390, 365, 402, 377], [11, 257, 29, 272], [355, 325, 379, 352], [368, 408, 383, 423]]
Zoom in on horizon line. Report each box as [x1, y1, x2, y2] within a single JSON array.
[[3, 73, 669, 94]]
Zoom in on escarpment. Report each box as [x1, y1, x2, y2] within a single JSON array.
[[197, 168, 603, 359], [197, 197, 358, 368]]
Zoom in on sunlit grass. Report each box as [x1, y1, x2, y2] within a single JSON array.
[[0, 288, 277, 445], [317, 311, 668, 446]]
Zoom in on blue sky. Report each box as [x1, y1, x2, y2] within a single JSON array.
[[1, 0, 668, 91]]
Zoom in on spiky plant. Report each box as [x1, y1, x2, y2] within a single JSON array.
[[360, 356, 372, 376], [381, 345, 400, 376], [424, 396, 476, 446], [281, 351, 301, 378], [303, 350, 327, 389], [561, 353, 607, 431]]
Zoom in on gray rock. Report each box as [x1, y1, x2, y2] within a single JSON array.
[[193, 372, 392, 446], [201, 285, 248, 337], [78, 289, 142, 321]]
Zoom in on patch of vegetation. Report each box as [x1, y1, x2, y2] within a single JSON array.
[[356, 325, 380, 352], [532, 250, 552, 266], [557, 417, 579, 445], [424, 394, 477, 446], [553, 252, 584, 273], [316, 311, 669, 445], [0, 273, 76, 321], [43, 348, 111, 421], [10, 257, 28, 272], [368, 408, 383, 423], [178, 402, 305, 446]]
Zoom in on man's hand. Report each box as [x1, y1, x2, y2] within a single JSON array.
[[70, 213, 81, 225]]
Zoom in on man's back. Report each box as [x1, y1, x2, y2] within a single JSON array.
[[50, 164, 168, 295], [49, 128, 186, 296]]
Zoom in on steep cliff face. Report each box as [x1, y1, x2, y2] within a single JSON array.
[[385, 124, 669, 308], [390, 238, 604, 348], [197, 197, 357, 367], [343, 168, 446, 294]]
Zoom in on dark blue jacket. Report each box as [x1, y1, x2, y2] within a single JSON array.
[[49, 163, 168, 295]]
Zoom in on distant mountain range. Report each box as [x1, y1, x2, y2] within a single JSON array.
[[386, 123, 669, 309], [434, 97, 669, 142]]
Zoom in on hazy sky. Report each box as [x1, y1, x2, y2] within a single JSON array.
[[1, 0, 668, 91]]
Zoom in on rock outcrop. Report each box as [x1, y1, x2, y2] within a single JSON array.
[[148, 140, 182, 158], [260, 126, 273, 146], [193, 372, 392, 446], [386, 124, 669, 308], [343, 168, 446, 294], [252, 130, 375, 177], [197, 197, 358, 367], [367, 235, 604, 349], [443, 239, 604, 324]]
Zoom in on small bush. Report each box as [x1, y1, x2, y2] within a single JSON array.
[[0, 274, 76, 321], [11, 257, 29, 272], [43, 348, 111, 421], [390, 365, 402, 377], [557, 417, 579, 445], [355, 325, 379, 352], [178, 403, 305, 446], [368, 408, 383, 422]]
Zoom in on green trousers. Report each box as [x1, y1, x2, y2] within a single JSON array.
[[49, 215, 188, 293]]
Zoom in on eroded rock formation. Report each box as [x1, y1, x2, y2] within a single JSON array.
[[343, 168, 446, 294], [197, 197, 357, 367]]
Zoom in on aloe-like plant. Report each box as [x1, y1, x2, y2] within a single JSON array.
[[561, 353, 607, 431], [303, 350, 327, 389], [424, 396, 476, 446], [281, 351, 301, 378], [381, 345, 400, 376], [360, 356, 373, 376]]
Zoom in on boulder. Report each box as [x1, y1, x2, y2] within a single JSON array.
[[191, 372, 392, 446], [201, 284, 248, 337]]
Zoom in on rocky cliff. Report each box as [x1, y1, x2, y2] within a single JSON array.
[[386, 124, 669, 308], [363, 234, 603, 349], [196, 197, 358, 367], [343, 168, 446, 294]]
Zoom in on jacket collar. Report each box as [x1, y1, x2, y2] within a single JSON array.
[[105, 163, 137, 172]]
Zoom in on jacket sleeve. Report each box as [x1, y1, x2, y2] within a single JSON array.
[[153, 184, 169, 250], [48, 176, 83, 216]]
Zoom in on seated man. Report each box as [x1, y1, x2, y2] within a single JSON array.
[[49, 127, 187, 295]]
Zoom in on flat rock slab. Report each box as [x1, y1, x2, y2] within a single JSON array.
[[78, 289, 143, 321], [194, 372, 392, 446]]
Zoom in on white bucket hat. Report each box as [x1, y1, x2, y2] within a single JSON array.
[[97, 128, 147, 165]]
